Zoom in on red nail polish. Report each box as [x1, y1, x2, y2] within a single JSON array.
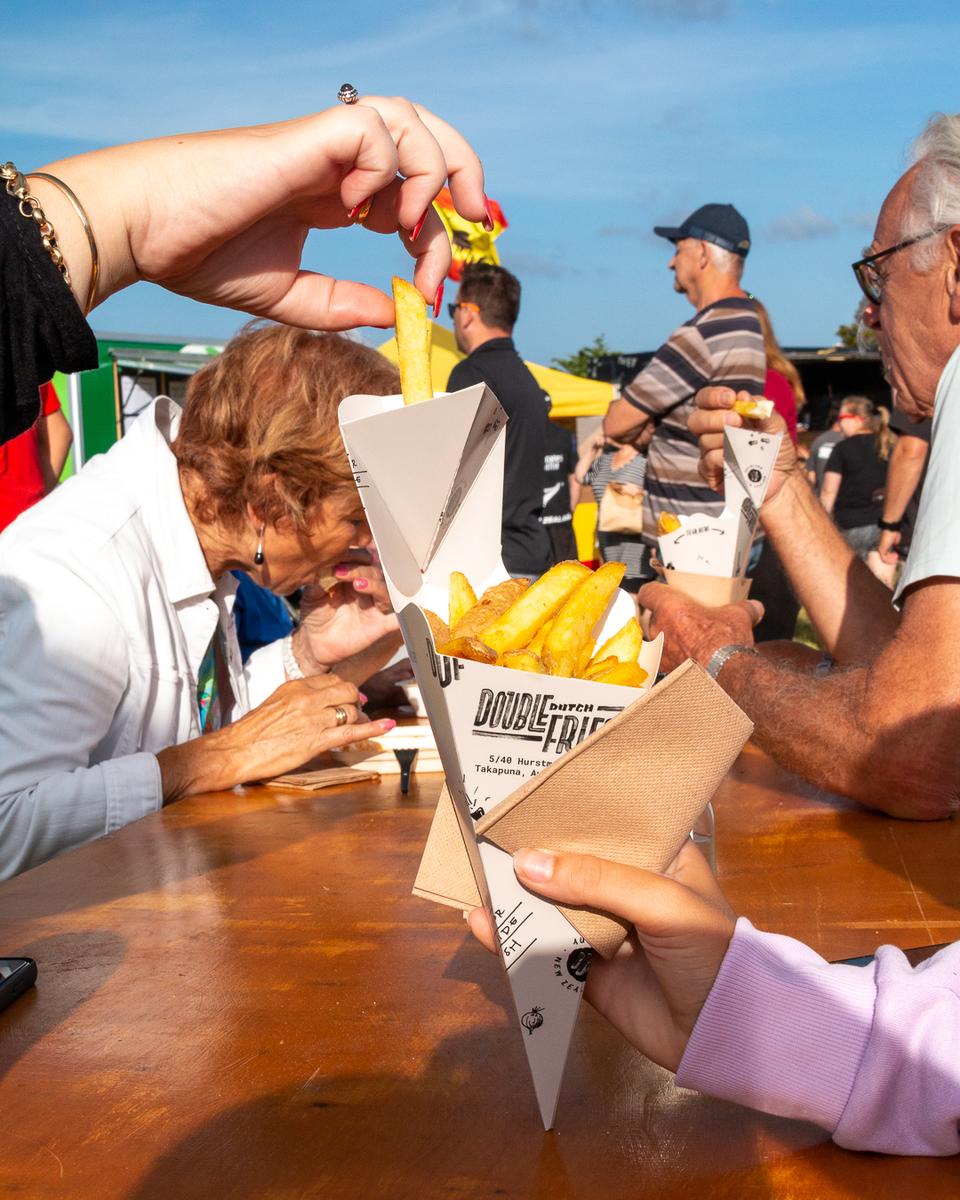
[[482, 195, 495, 233], [412, 208, 429, 241], [358, 692, 368, 704], [354, 578, 368, 590], [381, 719, 397, 730], [348, 197, 372, 222], [433, 280, 444, 319]]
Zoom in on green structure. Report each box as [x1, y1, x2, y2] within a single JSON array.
[[53, 332, 224, 477]]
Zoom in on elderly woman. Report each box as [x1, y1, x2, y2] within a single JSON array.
[[0, 323, 404, 879]]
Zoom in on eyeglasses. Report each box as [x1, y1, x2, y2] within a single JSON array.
[[851, 227, 946, 305], [447, 301, 480, 320]]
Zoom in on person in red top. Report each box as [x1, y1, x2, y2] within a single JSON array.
[[0, 381, 73, 532], [755, 299, 804, 445]]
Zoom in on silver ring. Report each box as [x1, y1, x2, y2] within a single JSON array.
[[333, 705, 349, 727], [338, 84, 359, 105]]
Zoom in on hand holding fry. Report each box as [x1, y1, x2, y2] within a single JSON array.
[[691, 387, 796, 500]]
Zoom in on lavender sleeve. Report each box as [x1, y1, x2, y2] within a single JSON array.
[[676, 918, 960, 1156]]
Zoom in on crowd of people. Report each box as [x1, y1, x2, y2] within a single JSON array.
[[2, 95, 960, 1158]]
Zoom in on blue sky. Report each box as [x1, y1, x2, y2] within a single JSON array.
[[4, 0, 958, 365]]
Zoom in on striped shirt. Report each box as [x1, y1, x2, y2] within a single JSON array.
[[621, 297, 765, 542]]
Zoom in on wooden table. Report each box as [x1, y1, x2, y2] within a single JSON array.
[[2, 744, 960, 1198]]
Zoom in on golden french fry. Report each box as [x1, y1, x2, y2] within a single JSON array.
[[542, 562, 626, 677], [423, 609, 451, 649], [588, 617, 643, 670], [576, 642, 595, 677], [437, 636, 497, 665], [657, 511, 681, 536], [498, 649, 548, 674], [448, 571, 477, 630], [452, 578, 529, 640], [526, 615, 554, 657], [481, 561, 590, 655], [732, 397, 774, 420], [392, 276, 433, 405], [591, 660, 648, 688], [584, 655, 619, 680]]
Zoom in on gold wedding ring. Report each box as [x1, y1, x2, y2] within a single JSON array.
[[333, 705, 349, 727]]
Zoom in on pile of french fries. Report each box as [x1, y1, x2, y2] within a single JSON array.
[[424, 561, 648, 688]]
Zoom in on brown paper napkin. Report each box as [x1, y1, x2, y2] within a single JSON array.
[[414, 660, 752, 958], [267, 766, 380, 791], [663, 570, 752, 605]]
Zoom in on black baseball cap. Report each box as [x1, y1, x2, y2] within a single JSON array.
[[653, 203, 751, 257]]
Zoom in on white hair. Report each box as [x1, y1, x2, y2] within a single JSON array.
[[904, 113, 960, 269], [706, 241, 744, 280]]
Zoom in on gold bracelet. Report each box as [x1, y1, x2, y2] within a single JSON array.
[[2, 161, 71, 288], [27, 171, 100, 315]]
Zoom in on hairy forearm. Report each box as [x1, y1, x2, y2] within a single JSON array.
[[760, 473, 898, 663], [714, 652, 959, 820]]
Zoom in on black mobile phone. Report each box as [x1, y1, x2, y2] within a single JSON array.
[[0, 958, 37, 1014]]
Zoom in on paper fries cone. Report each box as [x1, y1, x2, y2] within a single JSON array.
[[663, 569, 752, 606], [415, 661, 752, 959]]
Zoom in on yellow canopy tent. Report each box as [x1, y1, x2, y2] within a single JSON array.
[[377, 322, 613, 418], [378, 322, 613, 558]]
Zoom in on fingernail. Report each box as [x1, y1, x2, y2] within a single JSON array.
[[380, 718, 397, 731], [513, 848, 555, 882], [358, 692, 368, 704], [354, 578, 368, 590], [348, 197, 372, 222], [412, 207, 429, 242], [433, 280, 444, 319], [482, 195, 495, 233], [335, 566, 350, 577]]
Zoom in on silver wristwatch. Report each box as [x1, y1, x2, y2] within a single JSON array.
[[704, 643, 759, 681]]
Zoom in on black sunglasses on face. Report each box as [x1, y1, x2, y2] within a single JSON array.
[[851, 226, 947, 305]]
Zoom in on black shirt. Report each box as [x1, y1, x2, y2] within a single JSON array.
[[1, 188, 98, 444], [448, 337, 553, 576], [826, 434, 888, 529]]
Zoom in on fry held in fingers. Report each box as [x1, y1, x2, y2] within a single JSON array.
[[393, 276, 433, 405]]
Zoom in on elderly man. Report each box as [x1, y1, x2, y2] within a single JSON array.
[[603, 204, 764, 584], [639, 112, 960, 821]]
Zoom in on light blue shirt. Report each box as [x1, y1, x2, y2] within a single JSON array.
[[895, 343, 960, 605]]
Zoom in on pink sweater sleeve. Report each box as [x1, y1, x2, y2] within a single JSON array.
[[676, 918, 960, 1155]]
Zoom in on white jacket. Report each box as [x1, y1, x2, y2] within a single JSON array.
[[0, 398, 285, 878]]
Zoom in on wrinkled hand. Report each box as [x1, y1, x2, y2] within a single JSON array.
[[158, 673, 394, 800], [877, 528, 902, 564], [636, 581, 763, 673], [45, 98, 485, 327], [691, 387, 798, 505], [294, 573, 399, 673], [360, 658, 416, 711], [468, 841, 736, 1073]]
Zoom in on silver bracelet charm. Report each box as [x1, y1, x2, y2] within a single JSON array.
[[704, 643, 759, 681], [282, 634, 305, 680]]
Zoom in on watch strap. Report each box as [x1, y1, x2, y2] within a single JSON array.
[[704, 643, 759, 681]]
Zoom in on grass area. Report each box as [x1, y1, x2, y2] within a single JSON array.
[[793, 607, 822, 650]]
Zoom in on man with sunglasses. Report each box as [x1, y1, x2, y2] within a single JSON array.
[[447, 263, 553, 578], [638, 112, 960, 821]]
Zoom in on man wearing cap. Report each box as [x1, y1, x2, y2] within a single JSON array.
[[603, 204, 764, 580]]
